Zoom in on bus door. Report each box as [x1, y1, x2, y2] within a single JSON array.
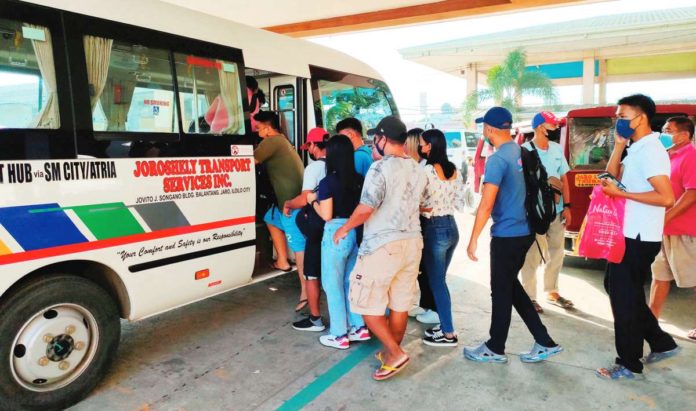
[[271, 76, 298, 149]]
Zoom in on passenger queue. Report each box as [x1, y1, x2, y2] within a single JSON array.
[[252, 93, 693, 382]]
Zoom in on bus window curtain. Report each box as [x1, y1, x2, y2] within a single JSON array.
[[217, 61, 242, 134], [83, 36, 113, 111], [29, 25, 59, 129], [100, 79, 135, 131]]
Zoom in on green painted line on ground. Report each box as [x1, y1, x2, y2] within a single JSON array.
[[277, 339, 379, 411]]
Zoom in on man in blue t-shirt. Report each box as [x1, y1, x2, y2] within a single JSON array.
[[336, 117, 373, 177], [464, 107, 562, 364]]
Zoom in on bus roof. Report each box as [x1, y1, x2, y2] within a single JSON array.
[[20, 0, 383, 80], [567, 104, 696, 118]]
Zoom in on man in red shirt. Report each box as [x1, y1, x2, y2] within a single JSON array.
[[649, 116, 696, 340]]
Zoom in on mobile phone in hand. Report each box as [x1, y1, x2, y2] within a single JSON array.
[[598, 172, 627, 191]]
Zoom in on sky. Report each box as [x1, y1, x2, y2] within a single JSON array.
[[311, 0, 696, 124]]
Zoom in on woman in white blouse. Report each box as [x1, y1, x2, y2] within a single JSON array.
[[419, 129, 467, 347]]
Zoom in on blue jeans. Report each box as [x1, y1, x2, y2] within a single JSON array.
[[322, 219, 365, 337], [422, 215, 459, 334]]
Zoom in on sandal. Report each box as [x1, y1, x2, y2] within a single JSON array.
[[270, 261, 293, 272], [547, 296, 574, 309], [531, 300, 544, 314], [373, 355, 410, 381], [294, 299, 308, 312], [688, 329, 696, 341]]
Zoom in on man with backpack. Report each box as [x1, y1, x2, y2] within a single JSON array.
[[465, 106, 562, 364], [520, 111, 574, 313]]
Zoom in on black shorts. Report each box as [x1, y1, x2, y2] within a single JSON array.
[[304, 237, 322, 281]]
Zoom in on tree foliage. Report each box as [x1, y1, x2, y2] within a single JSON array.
[[464, 48, 558, 123]]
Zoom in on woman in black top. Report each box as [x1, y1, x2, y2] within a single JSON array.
[[307, 135, 369, 349]]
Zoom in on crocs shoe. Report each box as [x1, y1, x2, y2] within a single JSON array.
[[416, 309, 440, 324], [519, 342, 563, 363], [596, 364, 644, 380], [643, 346, 681, 364], [463, 342, 508, 364]]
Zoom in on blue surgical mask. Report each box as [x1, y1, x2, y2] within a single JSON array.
[[659, 133, 674, 150], [615, 118, 636, 139]]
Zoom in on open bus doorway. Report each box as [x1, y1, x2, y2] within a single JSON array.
[[244, 68, 306, 279]]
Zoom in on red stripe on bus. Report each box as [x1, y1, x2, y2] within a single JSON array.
[[0, 216, 255, 265]]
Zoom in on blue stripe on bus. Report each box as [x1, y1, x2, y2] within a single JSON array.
[[0, 203, 88, 251]]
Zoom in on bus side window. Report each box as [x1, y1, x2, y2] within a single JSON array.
[[174, 53, 245, 136], [83, 35, 178, 134], [0, 19, 60, 129]]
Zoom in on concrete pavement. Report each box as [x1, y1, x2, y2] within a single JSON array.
[[70, 215, 696, 411]]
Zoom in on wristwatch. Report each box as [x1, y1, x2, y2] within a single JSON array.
[[563, 203, 572, 209]]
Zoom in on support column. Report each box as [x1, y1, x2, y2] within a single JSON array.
[[598, 59, 608, 105], [465, 63, 478, 96], [582, 57, 595, 105]]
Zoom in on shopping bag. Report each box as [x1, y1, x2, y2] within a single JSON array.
[[578, 185, 626, 263]]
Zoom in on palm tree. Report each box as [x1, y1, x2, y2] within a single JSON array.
[[464, 48, 557, 123]]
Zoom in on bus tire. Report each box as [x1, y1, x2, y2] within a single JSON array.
[[0, 274, 121, 410]]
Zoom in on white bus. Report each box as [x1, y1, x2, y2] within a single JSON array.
[[0, 0, 398, 408]]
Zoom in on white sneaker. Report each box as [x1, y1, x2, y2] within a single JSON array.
[[416, 309, 440, 324], [408, 306, 426, 317], [348, 326, 371, 342], [319, 334, 349, 350]]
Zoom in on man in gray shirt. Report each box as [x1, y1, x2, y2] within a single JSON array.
[[333, 116, 427, 381]]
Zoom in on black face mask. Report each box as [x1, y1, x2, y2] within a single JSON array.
[[417, 145, 427, 159], [547, 128, 561, 142], [375, 136, 386, 157], [309, 153, 317, 161]]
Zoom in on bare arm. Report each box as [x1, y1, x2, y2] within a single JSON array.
[[665, 190, 696, 225], [467, 183, 498, 261], [283, 190, 310, 215], [561, 173, 572, 226], [333, 204, 374, 244], [316, 198, 333, 222], [602, 175, 675, 208]]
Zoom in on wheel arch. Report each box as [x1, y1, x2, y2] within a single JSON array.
[[0, 260, 131, 319]]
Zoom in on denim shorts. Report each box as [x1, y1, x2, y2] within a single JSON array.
[[264, 207, 306, 253]]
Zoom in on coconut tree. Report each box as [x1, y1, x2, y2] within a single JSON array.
[[464, 48, 557, 123]]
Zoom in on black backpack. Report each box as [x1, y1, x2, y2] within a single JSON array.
[[520, 142, 556, 235]]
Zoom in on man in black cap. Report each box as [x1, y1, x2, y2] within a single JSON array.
[[464, 107, 562, 364], [334, 115, 428, 381]]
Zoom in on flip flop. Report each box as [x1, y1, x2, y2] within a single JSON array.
[[373, 355, 410, 381], [270, 261, 293, 272], [294, 299, 308, 312], [688, 329, 696, 341], [547, 296, 574, 309], [531, 300, 544, 314]]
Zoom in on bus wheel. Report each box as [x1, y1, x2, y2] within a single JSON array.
[[0, 275, 121, 410]]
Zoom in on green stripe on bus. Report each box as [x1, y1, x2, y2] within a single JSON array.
[[277, 339, 379, 411], [71, 202, 145, 240]]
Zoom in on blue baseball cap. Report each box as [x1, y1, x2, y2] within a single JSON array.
[[475, 107, 513, 129]]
